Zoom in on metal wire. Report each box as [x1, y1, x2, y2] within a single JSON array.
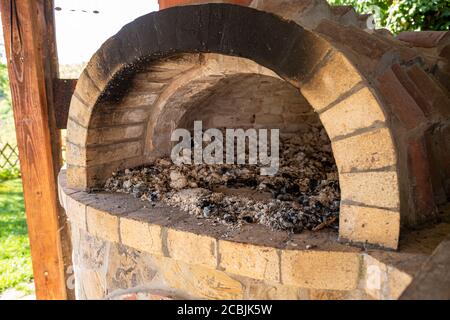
[[54, 7, 100, 14]]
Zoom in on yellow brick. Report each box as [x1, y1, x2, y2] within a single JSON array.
[[75, 72, 101, 108], [86, 141, 143, 166], [320, 87, 386, 139], [120, 218, 163, 256], [309, 290, 349, 300], [86, 206, 119, 243], [332, 127, 396, 173], [340, 205, 400, 249], [166, 229, 217, 268], [154, 256, 244, 300], [67, 165, 88, 189], [301, 52, 363, 111], [66, 143, 86, 167], [68, 95, 92, 127], [65, 195, 87, 230], [87, 125, 145, 146], [66, 119, 88, 147], [219, 241, 280, 282], [281, 250, 361, 290], [340, 171, 400, 209]]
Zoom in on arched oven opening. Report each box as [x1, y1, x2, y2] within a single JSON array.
[[100, 53, 340, 235], [57, 3, 450, 300]]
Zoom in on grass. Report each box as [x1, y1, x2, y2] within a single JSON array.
[[0, 73, 33, 295], [0, 178, 33, 293]]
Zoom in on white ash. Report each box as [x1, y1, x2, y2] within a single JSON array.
[[104, 130, 340, 233]]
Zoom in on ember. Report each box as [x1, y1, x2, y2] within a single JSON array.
[[104, 128, 340, 233]]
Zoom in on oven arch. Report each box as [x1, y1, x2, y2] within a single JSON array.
[[66, 4, 400, 249]]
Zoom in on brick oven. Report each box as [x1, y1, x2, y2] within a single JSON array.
[[58, 1, 450, 300]]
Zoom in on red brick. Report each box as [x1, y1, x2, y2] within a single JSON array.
[[440, 44, 450, 61], [397, 31, 448, 48], [377, 67, 426, 129], [424, 124, 450, 202], [407, 136, 437, 222], [315, 21, 391, 61], [391, 64, 433, 116], [406, 65, 450, 118]]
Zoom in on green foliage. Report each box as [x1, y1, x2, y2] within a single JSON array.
[[386, 0, 450, 33], [0, 168, 21, 182], [0, 65, 16, 145], [0, 111, 17, 146], [328, 0, 450, 33], [0, 179, 33, 293], [0, 63, 11, 105], [329, 0, 391, 27], [0, 66, 31, 292]]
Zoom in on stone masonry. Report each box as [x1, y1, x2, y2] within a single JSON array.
[[60, 171, 431, 300], [64, 0, 449, 283]]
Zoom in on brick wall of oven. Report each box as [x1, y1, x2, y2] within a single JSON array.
[[66, 3, 450, 250]]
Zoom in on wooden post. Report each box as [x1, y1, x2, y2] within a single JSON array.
[[37, 0, 75, 300], [0, 0, 67, 299]]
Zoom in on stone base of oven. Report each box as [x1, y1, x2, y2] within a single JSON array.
[[71, 227, 369, 300], [59, 171, 438, 300]]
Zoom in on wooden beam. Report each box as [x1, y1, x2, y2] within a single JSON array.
[[36, 1, 76, 300], [54, 79, 77, 129], [38, 0, 75, 300], [0, 0, 67, 299]]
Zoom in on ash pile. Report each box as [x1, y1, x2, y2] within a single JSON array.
[[104, 129, 340, 233]]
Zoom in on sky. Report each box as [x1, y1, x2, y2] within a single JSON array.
[[0, 0, 159, 64], [54, 0, 159, 64]]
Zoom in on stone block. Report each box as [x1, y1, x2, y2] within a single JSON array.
[[66, 143, 86, 167], [332, 127, 396, 173], [340, 205, 400, 249], [67, 165, 88, 189], [87, 125, 145, 146], [155, 256, 244, 300], [120, 218, 163, 256], [65, 195, 87, 230], [66, 119, 88, 147], [301, 51, 363, 112], [243, 282, 310, 300], [86, 141, 143, 166], [90, 108, 150, 128], [166, 229, 217, 268], [363, 254, 413, 300], [320, 87, 386, 139], [340, 171, 400, 209], [86, 206, 120, 243], [74, 72, 101, 109], [281, 250, 361, 290], [68, 95, 92, 128], [218, 241, 280, 282]]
